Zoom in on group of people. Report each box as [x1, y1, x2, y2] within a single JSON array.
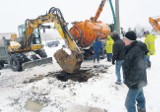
[[92, 30, 156, 112]]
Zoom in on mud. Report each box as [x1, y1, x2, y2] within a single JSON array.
[[55, 69, 94, 82], [51, 64, 109, 82], [25, 64, 109, 83], [54, 48, 83, 74]]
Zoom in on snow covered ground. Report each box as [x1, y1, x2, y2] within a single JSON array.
[[0, 36, 160, 112]]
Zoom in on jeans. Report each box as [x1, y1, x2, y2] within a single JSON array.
[[146, 55, 151, 68], [115, 60, 123, 83], [107, 53, 112, 62], [125, 88, 146, 112], [93, 53, 100, 63]]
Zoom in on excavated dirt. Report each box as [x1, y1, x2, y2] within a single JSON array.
[[55, 69, 94, 82], [54, 65, 109, 82], [25, 64, 109, 83], [54, 48, 83, 74]]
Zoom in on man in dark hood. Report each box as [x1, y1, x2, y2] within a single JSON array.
[[122, 31, 148, 112], [111, 32, 125, 85]]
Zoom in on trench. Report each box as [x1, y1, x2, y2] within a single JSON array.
[[24, 64, 109, 83]]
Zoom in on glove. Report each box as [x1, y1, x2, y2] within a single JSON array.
[[112, 60, 115, 65], [149, 52, 153, 55]]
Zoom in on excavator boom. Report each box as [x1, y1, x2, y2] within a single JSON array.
[[149, 17, 160, 32], [91, 0, 106, 22], [48, 7, 84, 73]]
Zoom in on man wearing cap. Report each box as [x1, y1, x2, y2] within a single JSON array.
[[122, 31, 149, 112]]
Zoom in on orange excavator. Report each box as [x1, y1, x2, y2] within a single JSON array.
[[69, 0, 111, 48], [149, 17, 160, 32]]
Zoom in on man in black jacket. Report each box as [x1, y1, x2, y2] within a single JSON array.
[[122, 31, 148, 112], [111, 33, 125, 85]]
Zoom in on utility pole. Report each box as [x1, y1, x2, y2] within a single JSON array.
[[115, 0, 120, 35], [109, 0, 116, 32]]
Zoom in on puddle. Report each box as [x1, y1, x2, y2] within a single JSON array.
[[24, 100, 43, 112]]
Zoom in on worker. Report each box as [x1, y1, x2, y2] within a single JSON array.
[[122, 31, 148, 112], [105, 35, 114, 62], [111, 32, 125, 85], [2, 36, 10, 46], [144, 31, 157, 68], [92, 37, 103, 63], [121, 27, 125, 36]]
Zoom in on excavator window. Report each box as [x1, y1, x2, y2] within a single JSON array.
[[32, 28, 41, 44], [18, 24, 26, 37]]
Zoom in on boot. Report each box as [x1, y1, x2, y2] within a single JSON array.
[[137, 107, 146, 112], [147, 60, 151, 68]]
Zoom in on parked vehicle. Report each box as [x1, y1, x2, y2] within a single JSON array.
[[46, 40, 60, 47]]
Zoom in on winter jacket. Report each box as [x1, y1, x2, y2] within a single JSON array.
[[93, 40, 102, 54], [105, 36, 114, 53], [144, 34, 156, 55], [112, 39, 125, 62], [122, 41, 149, 89]]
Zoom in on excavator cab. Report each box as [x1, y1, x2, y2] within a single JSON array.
[[18, 24, 42, 46], [14, 24, 53, 70]]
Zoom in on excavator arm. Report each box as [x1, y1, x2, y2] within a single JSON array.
[[149, 17, 160, 32], [24, 7, 81, 53], [49, 7, 84, 73], [24, 7, 84, 73], [90, 0, 106, 22], [49, 7, 82, 53]]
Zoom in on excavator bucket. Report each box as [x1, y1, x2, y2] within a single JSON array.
[[54, 49, 84, 74], [22, 57, 53, 70]]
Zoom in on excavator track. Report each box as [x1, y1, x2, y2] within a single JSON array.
[[54, 48, 84, 74]]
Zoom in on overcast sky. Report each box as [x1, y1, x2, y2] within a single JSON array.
[[0, 0, 160, 33]]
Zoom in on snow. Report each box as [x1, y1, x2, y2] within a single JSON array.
[[0, 36, 160, 112]]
